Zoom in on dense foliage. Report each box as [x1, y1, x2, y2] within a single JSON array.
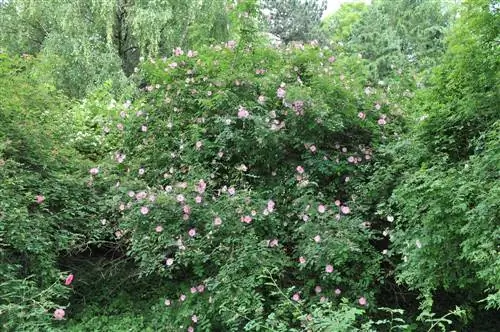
[[0, 0, 498, 331]]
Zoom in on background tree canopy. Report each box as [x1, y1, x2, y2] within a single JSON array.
[[0, 0, 498, 331]]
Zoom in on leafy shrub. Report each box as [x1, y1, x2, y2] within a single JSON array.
[[87, 39, 395, 330]]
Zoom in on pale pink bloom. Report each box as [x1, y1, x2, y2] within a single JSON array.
[[177, 194, 185, 202], [115, 230, 123, 239], [190, 287, 197, 294], [169, 62, 178, 69], [192, 315, 198, 323], [241, 215, 252, 224], [173, 47, 183, 56], [187, 327, 194, 332], [325, 264, 334, 273], [65, 274, 74, 286], [141, 125, 148, 132], [358, 112, 366, 120], [228, 187, 236, 196], [226, 40, 236, 49], [251, 210, 257, 216], [347, 156, 355, 163], [136, 191, 147, 200], [149, 195, 156, 202], [187, 50, 196, 58], [138, 168, 145, 175], [375, 103, 381, 110], [164, 299, 171, 306], [328, 56, 336, 63], [197, 284, 205, 293], [53, 308, 65, 320], [195, 196, 202, 204], [258, 95, 266, 104], [155, 225, 163, 233], [183, 214, 190, 221], [335, 214, 341, 220], [341, 147, 347, 153], [117, 123, 124, 131], [277, 87, 286, 99], [296, 165, 304, 174], [334, 288, 341, 295], [365, 154, 371, 160], [237, 105, 249, 118], [196, 179, 207, 194], [341, 206, 350, 214], [298, 257, 306, 264], [310, 145, 317, 152], [140, 206, 149, 215], [214, 217, 222, 226], [269, 239, 278, 247], [302, 215, 309, 222], [128, 191, 135, 198], [115, 153, 126, 163], [378, 118, 387, 125], [292, 293, 300, 301], [314, 235, 321, 243], [89, 167, 99, 175], [320, 296, 327, 302], [183, 205, 191, 215], [358, 297, 367, 306], [334, 200, 341, 206], [315, 285, 322, 294], [195, 141, 203, 150], [166, 258, 174, 266], [267, 200, 275, 212], [180, 294, 186, 302], [318, 204, 326, 214], [188, 228, 196, 237], [36, 195, 45, 204], [387, 215, 394, 222]]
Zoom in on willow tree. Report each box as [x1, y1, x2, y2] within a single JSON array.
[[0, 0, 231, 98]]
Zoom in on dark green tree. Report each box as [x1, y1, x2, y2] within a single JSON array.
[[260, 0, 327, 43]]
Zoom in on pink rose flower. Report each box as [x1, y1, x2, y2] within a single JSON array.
[[341, 205, 350, 214], [325, 264, 334, 273], [53, 308, 65, 320], [140, 206, 149, 215], [241, 215, 252, 224], [64, 274, 74, 286]]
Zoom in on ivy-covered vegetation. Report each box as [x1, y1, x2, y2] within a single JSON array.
[[0, 0, 498, 331]]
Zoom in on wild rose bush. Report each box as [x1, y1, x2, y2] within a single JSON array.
[[90, 41, 396, 330]]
